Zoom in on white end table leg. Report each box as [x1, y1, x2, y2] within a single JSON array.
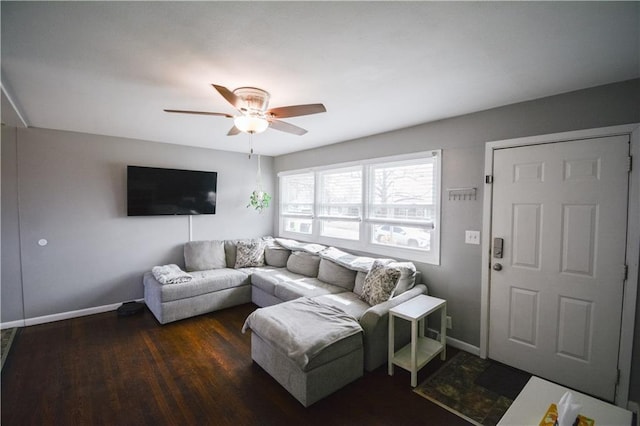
[[411, 319, 418, 387], [440, 302, 447, 360], [388, 313, 395, 376]]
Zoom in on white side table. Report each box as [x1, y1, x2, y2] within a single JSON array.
[[388, 294, 447, 387]]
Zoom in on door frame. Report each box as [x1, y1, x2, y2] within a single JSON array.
[[480, 123, 640, 407]]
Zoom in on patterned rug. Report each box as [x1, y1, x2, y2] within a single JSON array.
[[1, 328, 18, 370], [414, 351, 530, 426]]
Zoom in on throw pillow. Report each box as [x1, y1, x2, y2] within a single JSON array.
[[184, 240, 226, 272], [234, 240, 265, 268], [360, 260, 401, 306]]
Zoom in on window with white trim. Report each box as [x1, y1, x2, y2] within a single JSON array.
[[280, 171, 314, 235], [279, 151, 440, 264], [318, 166, 362, 241]]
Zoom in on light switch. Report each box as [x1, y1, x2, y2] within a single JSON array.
[[465, 230, 480, 245]]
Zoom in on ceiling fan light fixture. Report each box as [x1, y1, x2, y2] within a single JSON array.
[[234, 115, 269, 134]]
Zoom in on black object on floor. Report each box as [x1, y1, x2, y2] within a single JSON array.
[[117, 301, 145, 317], [474, 361, 531, 400]]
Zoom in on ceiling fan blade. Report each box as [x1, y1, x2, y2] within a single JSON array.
[[164, 109, 233, 118], [212, 84, 241, 110], [269, 119, 308, 136], [266, 103, 326, 119], [227, 125, 241, 136]]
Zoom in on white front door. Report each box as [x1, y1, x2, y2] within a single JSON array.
[[488, 135, 629, 401]]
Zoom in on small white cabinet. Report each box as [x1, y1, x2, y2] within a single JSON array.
[[388, 294, 447, 387]]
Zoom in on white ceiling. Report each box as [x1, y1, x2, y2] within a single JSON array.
[[2, 1, 638, 156]]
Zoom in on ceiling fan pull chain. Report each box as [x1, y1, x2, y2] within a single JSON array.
[[256, 154, 263, 191]]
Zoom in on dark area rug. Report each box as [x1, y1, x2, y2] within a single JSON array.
[[1, 328, 18, 370], [413, 351, 531, 426]]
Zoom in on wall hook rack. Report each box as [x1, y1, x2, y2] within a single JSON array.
[[447, 187, 477, 201]]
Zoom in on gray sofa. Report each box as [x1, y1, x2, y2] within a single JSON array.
[[143, 237, 427, 372]]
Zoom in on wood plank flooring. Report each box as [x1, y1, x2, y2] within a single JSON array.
[[1, 303, 469, 425]]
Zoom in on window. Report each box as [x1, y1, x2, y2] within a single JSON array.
[[279, 151, 440, 264], [280, 172, 314, 235], [318, 166, 362, 241]]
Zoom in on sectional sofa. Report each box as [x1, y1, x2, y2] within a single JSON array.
[[143, 237, 427, 372]]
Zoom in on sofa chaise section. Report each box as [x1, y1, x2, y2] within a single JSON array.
[[144, 267, 252, 324]]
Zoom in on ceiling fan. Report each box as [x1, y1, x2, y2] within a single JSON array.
[[165, 84, 326, 136]]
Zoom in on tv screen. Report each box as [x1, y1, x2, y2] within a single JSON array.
[[127, 166, 217, 216]]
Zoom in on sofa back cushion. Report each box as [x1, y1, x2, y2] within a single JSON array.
[[286, 251, 321, 277], [353, 271, 367, 297], [317, 258, 357, 290], [388, 261, 417, 296], [184, 240, 226, 272], [224, 240, 240, 268], [264, 246, 291, 267]]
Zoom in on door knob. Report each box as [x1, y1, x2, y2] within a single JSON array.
[[493, 263, 503, 271]]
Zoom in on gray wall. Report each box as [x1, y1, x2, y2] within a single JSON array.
[[1, 93, 26, 322], [2, 79, 639, 402], [1, 125, 274, 321], [274, 79, 640, 399]]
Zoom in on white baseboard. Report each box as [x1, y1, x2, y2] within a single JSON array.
[[1, 319, 26, 330], [1, 299, 144, 329], [427, 328, 481, 357], [446, 335, 481, 356], [627, 400, 639, 416]]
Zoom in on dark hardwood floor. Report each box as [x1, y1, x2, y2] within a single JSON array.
[[2, 303, 469, 425]]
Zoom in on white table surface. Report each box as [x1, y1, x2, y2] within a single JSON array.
[[497, 376, 632, 426], [389, 294, 445, 320]]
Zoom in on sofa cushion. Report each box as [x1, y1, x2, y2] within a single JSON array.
[[235, 240, 266, 268], [314, 292, 370, 320], [360, 260, 401, 306], [388, 261, 417, 296], [224, 239, 240, 268], [264, 246, 291, 267], [145, 269, 251, 303], [274, 278, 345, 302], [317, 258, 357, 291], [353, 271, 367, 297], [251, 268, 298, 295], [184, 240, 226, 272], [286, 251, 321, 277]]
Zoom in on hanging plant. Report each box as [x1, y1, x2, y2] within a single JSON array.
[[247, 190, 272, 213], [247, 152, 271, 213]]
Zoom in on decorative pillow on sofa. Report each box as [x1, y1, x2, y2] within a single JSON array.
[[360, 260, 401, 306], [286, 251, 321, 277], [234, 240, 265, 268], [184, 240, 226, 272]]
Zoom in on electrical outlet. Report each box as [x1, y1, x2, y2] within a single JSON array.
[[446, 316, 452, 329], [465, 230, 480, 245]]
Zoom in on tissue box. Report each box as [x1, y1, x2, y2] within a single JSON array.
[[539, 403, 594, 426]]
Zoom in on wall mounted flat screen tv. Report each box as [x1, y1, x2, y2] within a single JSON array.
[[127, 166, 217, 216]]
